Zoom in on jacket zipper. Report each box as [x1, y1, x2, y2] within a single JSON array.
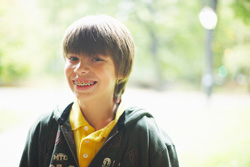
[[60, 125, 79, 167], [89, 130, 120, 167], [103, 130, 119, 146]]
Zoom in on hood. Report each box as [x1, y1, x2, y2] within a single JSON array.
[[53, 103, 153, 128], [117, 106, 154, 130]]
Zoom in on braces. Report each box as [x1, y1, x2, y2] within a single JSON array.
[[74, 81, 95, 86]]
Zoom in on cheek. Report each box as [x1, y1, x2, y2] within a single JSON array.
[[64, 64, 72, 80], [64, 66, 68, 77], [108, 62, 117, 76]]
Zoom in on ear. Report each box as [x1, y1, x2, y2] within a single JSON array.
[[117, 75, 125, 83], [118, 75, 125, 79]]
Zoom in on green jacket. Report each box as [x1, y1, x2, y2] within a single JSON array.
[[20, 103, 179, 167]]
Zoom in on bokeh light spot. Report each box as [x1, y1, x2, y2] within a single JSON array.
[[218, 65, 228, 78]]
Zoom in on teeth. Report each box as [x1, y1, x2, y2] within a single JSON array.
[[74, 81, 95, 87]]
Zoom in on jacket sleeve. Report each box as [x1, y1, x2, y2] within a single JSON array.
[[147, 118, 179, 167], [19, 113, 57, 167], [150, 144, 179, 167], [19, 121, 40, 167]]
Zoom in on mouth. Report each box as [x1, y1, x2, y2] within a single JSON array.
[[73, 80, 97, 87]]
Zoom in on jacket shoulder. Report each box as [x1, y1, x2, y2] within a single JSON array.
[[30, 102, 73, 133], [123, 107, 179, 166], [19, 103, 73, 167]]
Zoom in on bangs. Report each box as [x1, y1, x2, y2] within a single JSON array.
[[63, 25, 111, 56]]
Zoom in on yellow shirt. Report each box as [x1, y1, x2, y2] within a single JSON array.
[[69, 100, 124, 167]]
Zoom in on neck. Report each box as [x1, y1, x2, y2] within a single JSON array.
[[77, 97, 116, 130]]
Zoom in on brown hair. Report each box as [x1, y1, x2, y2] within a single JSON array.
[[62, 14, 135, 100]]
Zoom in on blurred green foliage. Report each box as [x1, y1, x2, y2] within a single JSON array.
[[0, 0, 250, 91], [232, 0, 250, 25]]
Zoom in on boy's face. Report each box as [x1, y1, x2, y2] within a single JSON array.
[[64, 53, 118, 103]]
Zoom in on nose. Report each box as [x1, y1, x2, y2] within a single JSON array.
[[74, 60, 90, 74]]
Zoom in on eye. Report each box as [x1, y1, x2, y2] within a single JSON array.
[[92, 58, 103, 62], [68, 57, 78, 61]]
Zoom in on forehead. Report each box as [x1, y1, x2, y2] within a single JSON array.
[[67, 52, 116, 63], [66, 52, 112, 59], [67, 53, 117, 71]]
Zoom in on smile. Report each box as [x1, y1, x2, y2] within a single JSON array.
[[73, 80, 97, 87]]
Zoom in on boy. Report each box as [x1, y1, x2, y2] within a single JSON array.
[[20, 14, 179, 167]]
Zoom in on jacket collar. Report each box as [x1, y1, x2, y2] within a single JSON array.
[[54, 102, 73, 125], [54, 103, 153, 131]]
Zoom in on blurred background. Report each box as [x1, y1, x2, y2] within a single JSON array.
[[1, 0, 250, 166]]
